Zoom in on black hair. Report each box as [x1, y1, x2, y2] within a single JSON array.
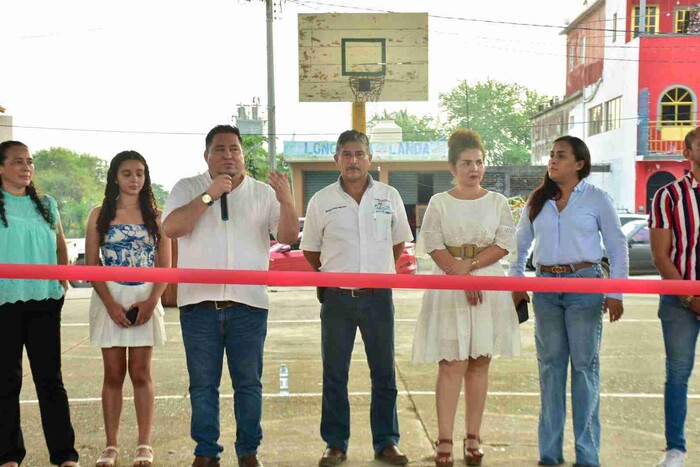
[[528, 135, 592, 222], [0, 140, 55, 229], [205, 125, 242, 151], [96, 151, 160, 246], [335, 130, 370, 155]]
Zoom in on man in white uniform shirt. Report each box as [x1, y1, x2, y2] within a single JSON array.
[[301, 130, 413, 466], [162, 125, 299, 467]]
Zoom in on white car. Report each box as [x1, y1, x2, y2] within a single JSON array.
[[64, 238, 91, 287]]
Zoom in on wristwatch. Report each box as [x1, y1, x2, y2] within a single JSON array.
[[200, 192, 214, 206], [681, 295, 695, 308]]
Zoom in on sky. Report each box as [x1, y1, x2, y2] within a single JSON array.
[[2, 0, 583, 189]]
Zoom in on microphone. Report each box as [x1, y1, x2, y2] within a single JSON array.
[[220, 193, 229, 221]]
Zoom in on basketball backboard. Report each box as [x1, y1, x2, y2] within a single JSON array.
[[298, 13, 429, 102]]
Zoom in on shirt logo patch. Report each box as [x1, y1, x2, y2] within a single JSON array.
[[373, 198, 392, 215]]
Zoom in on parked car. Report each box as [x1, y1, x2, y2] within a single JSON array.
[[525, 212, 649, 272], [269, 232, 417, 274], [617, 212, 648, 226], [618, 219, 656, 275], [65, 238, 92, 288]]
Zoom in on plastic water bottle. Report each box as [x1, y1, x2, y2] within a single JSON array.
[[279, 364, 289, 396]]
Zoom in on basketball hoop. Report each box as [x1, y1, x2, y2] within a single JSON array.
[[349, 76, 385, 103]]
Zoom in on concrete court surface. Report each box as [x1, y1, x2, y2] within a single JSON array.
[[14, 284, 700, 466]]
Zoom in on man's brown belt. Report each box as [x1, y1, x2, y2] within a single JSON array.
[[199, 300, 243, 310], [538, 262, 595, 274], [445, 244, 489, 259]]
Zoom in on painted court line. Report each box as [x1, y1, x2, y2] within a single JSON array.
[[20, 390, 700, 405], [60, 318, 660, 327]]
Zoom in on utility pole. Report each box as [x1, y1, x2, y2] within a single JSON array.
[[246, 0, 278, 169], [266, 0, 277, 169], [464, 79, 470, 129], [639, 0, 647, 38]]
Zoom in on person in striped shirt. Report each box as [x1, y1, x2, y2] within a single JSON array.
[[649, 126, 700, 467]]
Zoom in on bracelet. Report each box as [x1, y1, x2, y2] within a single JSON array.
[[470, 258, 480, 270]]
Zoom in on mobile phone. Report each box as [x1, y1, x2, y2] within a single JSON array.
[[125, 306, 139, 325], [516, 299, 529, 324]]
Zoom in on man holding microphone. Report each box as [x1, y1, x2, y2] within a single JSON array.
[[163, 125, 299, 467]]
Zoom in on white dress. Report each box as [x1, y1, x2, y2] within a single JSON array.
[[89, 224, 166, 348], [412, 191, 521, 363]]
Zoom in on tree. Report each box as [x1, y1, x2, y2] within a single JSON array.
[[32, 147, 108, 238], [369, 109, 442, 141], [242, 135, 290, 181], [152, 183, 169, 208], [439, 78, 549, 166]]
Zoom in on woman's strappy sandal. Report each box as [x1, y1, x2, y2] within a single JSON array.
[[434, 439, 454, 467], [463, 434, 484, 466], [132, 445, 153, 467], [95, 446, 119, 467]]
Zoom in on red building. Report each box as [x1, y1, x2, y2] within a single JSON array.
[[532, 0, 700, 213]]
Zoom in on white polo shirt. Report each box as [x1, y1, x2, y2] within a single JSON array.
[[301, 176, 413, 274], [163, 172, 280, 309]]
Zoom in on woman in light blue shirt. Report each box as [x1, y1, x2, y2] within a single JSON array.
[[0, 140, 79, 467], [510, 136, 628, 467]]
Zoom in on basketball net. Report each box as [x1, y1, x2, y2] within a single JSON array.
[[349, 76, 385, 133]]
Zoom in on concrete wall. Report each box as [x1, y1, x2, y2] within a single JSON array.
[[565, 1, 605, 96], [0, 115, 13, 142]]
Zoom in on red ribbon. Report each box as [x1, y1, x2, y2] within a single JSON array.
[[0, 263, 696, 295]]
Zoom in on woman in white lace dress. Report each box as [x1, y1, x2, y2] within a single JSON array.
[[412, 130, 520, 466]]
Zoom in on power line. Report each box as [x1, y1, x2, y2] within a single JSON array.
[[289, 0, 647, 35], [445, 31, 700, 50], [291, 0, 700, 64], [465, 40, 700, 64], [2, 113, 695, 138]]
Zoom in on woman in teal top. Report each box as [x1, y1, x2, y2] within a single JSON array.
[[0, 140, 80, 467]]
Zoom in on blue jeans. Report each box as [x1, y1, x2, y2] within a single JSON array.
[[533, 265, 605, 467], [658, 294, 700, 453], [320, 288, 399, 454], [180, 302, 268, 458]]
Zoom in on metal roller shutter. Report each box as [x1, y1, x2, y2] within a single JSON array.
[[388, 171, 418, 205], [303, 172, 339, 212], [433, 172, 454, 194]]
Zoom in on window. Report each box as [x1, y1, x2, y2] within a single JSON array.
[[569, 115, 575, 130], [588, 105, 603, 136], [632, 5, 659, 38], [676, 9, 690, 33], [613, 13, 618, 42], [630, 227, 650, 245], [661, 88, 694, 126], [579, 36, 586, 64], [568, 43, 575, 70], [605, 96, 622, 131]]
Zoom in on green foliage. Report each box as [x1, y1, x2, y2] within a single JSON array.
[[152, 183, 169, 208], [439, 78, 549, 166], [369, 109, 442, 141], [32, 147, 108, 238], [31, 147, 170, 237], [242, 135, 290, 181]]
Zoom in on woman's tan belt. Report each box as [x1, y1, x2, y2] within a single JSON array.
[[445, 243, 489, 259]]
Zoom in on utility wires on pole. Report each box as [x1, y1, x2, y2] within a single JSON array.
[[246, 0, 283, 169]]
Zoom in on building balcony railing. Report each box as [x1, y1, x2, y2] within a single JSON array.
[[642, 120, 699, 156]]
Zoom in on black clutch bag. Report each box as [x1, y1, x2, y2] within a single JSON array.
[[516, 299, 529, 324]]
